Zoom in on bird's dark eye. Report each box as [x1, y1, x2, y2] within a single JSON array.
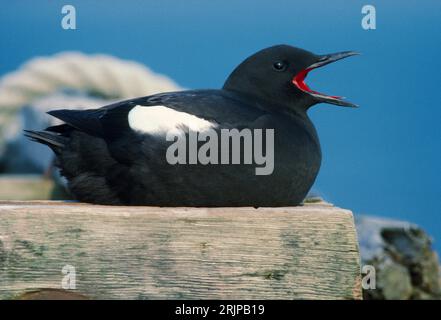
[[273, 61, 287, 71]]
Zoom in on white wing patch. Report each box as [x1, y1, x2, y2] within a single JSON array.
[[128, 105, 217, 135]]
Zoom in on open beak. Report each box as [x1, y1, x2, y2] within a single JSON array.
[[292, 51, 359, 108]]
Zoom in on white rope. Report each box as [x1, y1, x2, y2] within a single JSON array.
[[0, 51, 181, 112]]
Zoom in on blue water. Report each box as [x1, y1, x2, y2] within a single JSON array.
[[1, 0, 440, 250]]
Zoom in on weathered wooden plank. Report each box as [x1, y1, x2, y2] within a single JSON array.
[[0, 175, 55, 200], [0, 201, 361, 300]]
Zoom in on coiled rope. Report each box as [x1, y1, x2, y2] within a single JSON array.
[[0, 51, 181, 111]]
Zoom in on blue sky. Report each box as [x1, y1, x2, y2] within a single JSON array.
[[1, 1, 440, 249]]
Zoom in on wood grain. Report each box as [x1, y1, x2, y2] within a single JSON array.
[[0, 200, 361, 299]]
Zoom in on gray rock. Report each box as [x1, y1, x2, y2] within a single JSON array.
[[356, 215, 441, 300]]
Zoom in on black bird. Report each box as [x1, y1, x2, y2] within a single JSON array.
[[25, 45, 357, 206]]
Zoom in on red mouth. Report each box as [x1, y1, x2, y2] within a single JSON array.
[[292, 68, 342, 100], [291, 51, 359, 108]]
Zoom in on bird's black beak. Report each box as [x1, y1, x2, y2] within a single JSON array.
[[292, 51, 359, 108]]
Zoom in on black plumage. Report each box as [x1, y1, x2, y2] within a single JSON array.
[[25, 45, 357, 206]]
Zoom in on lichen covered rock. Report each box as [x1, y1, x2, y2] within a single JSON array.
[[356, 215, 441, 300]]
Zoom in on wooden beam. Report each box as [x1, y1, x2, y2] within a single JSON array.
[[0, 201, 361, 299]]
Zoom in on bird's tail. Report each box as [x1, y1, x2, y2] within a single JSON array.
[[24, 129, 67, 152]]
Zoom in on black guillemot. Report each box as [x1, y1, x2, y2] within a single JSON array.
[[25, 45, 358, 206]]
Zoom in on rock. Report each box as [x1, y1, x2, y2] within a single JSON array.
[[375, 257, 413, 300], [356, 215, 441, 300]]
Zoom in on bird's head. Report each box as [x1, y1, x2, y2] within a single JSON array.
[[223, 44, 358, 113]]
